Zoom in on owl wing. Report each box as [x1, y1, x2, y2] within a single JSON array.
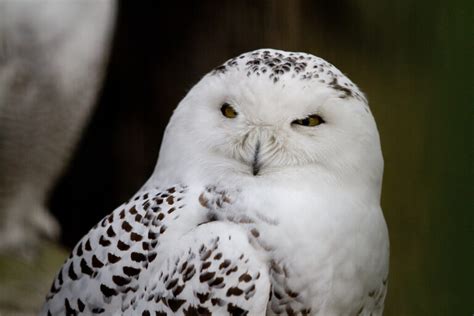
[[41, 184, 270, 316]]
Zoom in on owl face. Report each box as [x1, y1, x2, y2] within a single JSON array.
[[155, 50, 383, 190]]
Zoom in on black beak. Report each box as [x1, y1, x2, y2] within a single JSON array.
[[252, 141, 260, 176]]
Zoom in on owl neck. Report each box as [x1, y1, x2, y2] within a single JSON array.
[[145, 152, 382, 206], [144, 122, 382, 202]]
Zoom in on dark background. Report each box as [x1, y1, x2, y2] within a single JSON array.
[[49, 1, 472, 315]]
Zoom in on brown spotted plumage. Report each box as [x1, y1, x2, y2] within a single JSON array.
[[41, 185, 270, 315]]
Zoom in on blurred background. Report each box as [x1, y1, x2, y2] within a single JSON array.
[[0, 0, 472, 315]]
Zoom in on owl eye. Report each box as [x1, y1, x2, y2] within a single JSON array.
[[292, 114, 324, 127], [220, 103, 238, 119]]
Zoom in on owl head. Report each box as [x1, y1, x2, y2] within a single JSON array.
[[151, 49, 383, 196]]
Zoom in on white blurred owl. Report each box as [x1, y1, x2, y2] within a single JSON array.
[[42, 49, 389, 315], [0, 0, 115, 254]]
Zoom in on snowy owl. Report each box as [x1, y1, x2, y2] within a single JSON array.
[[41, 49, 389, 315], [0, 0, 115, 254]]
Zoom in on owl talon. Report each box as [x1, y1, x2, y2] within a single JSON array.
[[199, 186, 233, 211]]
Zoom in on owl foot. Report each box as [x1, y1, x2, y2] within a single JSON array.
[[198, 185, 233, 210]]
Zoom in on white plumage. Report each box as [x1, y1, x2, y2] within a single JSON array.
[[0, 0, 115, 254], [41, 49, 389, 315]]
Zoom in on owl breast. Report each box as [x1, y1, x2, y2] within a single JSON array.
[[211, 179, 389, 315]]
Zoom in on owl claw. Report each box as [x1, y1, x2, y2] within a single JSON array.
[[199, 185, 233, 210]]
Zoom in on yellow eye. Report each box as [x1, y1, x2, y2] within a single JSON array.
[[292, 114, 324, 127], [221, 103, 238, 118]]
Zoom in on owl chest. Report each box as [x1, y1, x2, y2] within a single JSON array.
[[194, 182, 387, 314], [247, 191, 387, 315]]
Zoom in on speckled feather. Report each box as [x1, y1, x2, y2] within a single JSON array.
[[211, 49, 367, 103], [41, 185, 270, 315]]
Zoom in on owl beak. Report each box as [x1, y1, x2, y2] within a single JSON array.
[[252, 141, 261, 176], [240, 127, 275, 176]]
